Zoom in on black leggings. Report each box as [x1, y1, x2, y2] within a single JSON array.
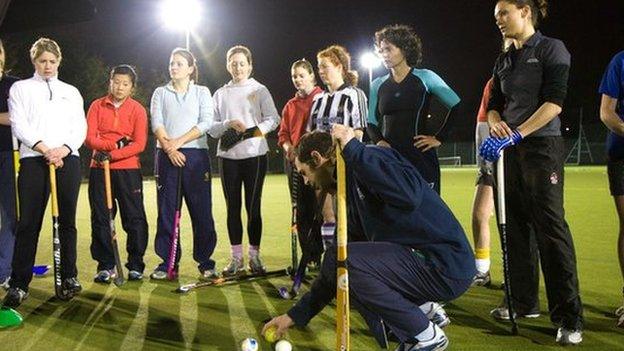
[[219, 155, 267, 246], [10, 156, 81, 291]]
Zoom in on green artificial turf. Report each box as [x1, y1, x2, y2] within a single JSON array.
[[1, 167, 624, 350]]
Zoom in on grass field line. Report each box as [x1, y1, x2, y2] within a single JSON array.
[[252, 282, 278, 316], [224, 285, 257, 349], [179, 283, 198, 349], [20, 300, 70, 351], [73, 288, 118, 351], [119, 283, 157, 351]]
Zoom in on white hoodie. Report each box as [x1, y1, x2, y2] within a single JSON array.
[[210, 78, 279, 160]]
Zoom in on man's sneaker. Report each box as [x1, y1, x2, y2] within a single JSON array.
[[555, 327, 583, 345], [471, 271, 491, 287], [222, 257, 245, 277], [249, 255, 266, 275], [2, 287, 28, 308], [128, 270, 144, 281], [62, 277, 82, 295], [199, 269, 219, 282], [618, 313, 624, 328], [150, 269, 169, 280], [93, 270, 115, 284], [395, 324, 449, 351], [490, 306, 540, 321], [0, 277, 10, 290], [420, 302, 450, 328]]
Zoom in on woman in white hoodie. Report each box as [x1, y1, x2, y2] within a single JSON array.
[[210, 45, 279, 276]]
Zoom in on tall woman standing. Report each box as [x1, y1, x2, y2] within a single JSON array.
[[4, 38, 86, 306], [480, 0, 583, 344], [210, 45, 280, 276], [150, 48, 218, 281]]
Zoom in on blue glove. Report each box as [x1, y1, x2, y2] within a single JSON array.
[[479, 129, 523, 162]]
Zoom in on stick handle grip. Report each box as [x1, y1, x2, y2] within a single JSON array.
[[49, 164, 58, 216], [103, 160, 113, 209]]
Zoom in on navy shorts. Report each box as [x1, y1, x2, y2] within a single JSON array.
[[608, 158, 624, 196]]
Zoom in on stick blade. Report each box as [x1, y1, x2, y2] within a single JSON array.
[[113, 277, 125, 287]]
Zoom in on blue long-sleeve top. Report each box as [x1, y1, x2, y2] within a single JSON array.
[[287, 139, 475, 326], [150, 81, 214, 149]]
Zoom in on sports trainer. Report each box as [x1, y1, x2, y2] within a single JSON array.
[[479, 0, 583, 345], [598, 49, 624, 328], [262, 125, 474, 351]]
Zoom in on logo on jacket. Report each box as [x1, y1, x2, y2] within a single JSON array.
[[526, 57, 540, 63], [549, 172, 559, 185]]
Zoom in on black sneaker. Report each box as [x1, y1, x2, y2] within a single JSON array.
[[62, 277, 82, 295], [3, 287, 28, 308], [128, 270, 144, 281]]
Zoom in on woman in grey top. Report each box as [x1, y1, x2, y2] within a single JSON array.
[[210, 45, 279, 276]]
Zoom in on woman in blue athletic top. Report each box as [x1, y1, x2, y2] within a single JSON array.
[[367, 24, 460, 194]]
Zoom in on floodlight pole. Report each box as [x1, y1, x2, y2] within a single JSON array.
[[185, 28, 190, 50]]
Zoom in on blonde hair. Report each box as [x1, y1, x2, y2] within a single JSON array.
[[30, 37, 62, 62], [317, 45, 358, 86]]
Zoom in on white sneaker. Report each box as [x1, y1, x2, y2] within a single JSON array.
[[555, 327, 583, 345], [396, 324, 449, 351], [419, 302, 450, 328], [0, 277, 9, 290], [616, 304, 624, 328]]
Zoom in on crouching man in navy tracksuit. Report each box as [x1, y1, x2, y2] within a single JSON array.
[[262, 125, 475, 351]]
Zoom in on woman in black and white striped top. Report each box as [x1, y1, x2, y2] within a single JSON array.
[[306, 45, 367, 248]]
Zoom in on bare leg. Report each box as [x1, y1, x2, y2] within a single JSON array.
[[614, 196, 624, 327], [471, 183, 494, 285]]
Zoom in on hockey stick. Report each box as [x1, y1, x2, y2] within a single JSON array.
[[11, 136, 19, 220], [496, 151, 518, 335], [290, 170, 300, 274], [278, 191, 326, 300], [174, 269, 289, 294], [336, 144, 349, 351], [103, 160, 125, 286], [49, 164, 64, 299], [166, 167, 183, 280]]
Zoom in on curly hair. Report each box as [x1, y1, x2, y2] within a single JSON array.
[[374, 24, 422, 67]]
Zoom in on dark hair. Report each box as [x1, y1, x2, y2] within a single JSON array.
[[317, 45, 358, 86], [374, 24, 423, 67], [499, 0, 548, 27], [171, 47, 199, 82], [227, 45, 253, 65], [295, 131, 335, 167], [291, 58, 317, 84], [110, 64, 138, 86]]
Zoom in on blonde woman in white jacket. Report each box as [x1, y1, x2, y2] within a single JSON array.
[[4, 38, 86, 307], [210, 45, 279, 277]]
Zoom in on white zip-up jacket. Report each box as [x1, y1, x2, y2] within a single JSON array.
[[9, 73, 86, 158], [210, 78, 279, 160]]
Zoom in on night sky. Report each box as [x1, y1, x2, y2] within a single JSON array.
[[2, 0, 623, 141]]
